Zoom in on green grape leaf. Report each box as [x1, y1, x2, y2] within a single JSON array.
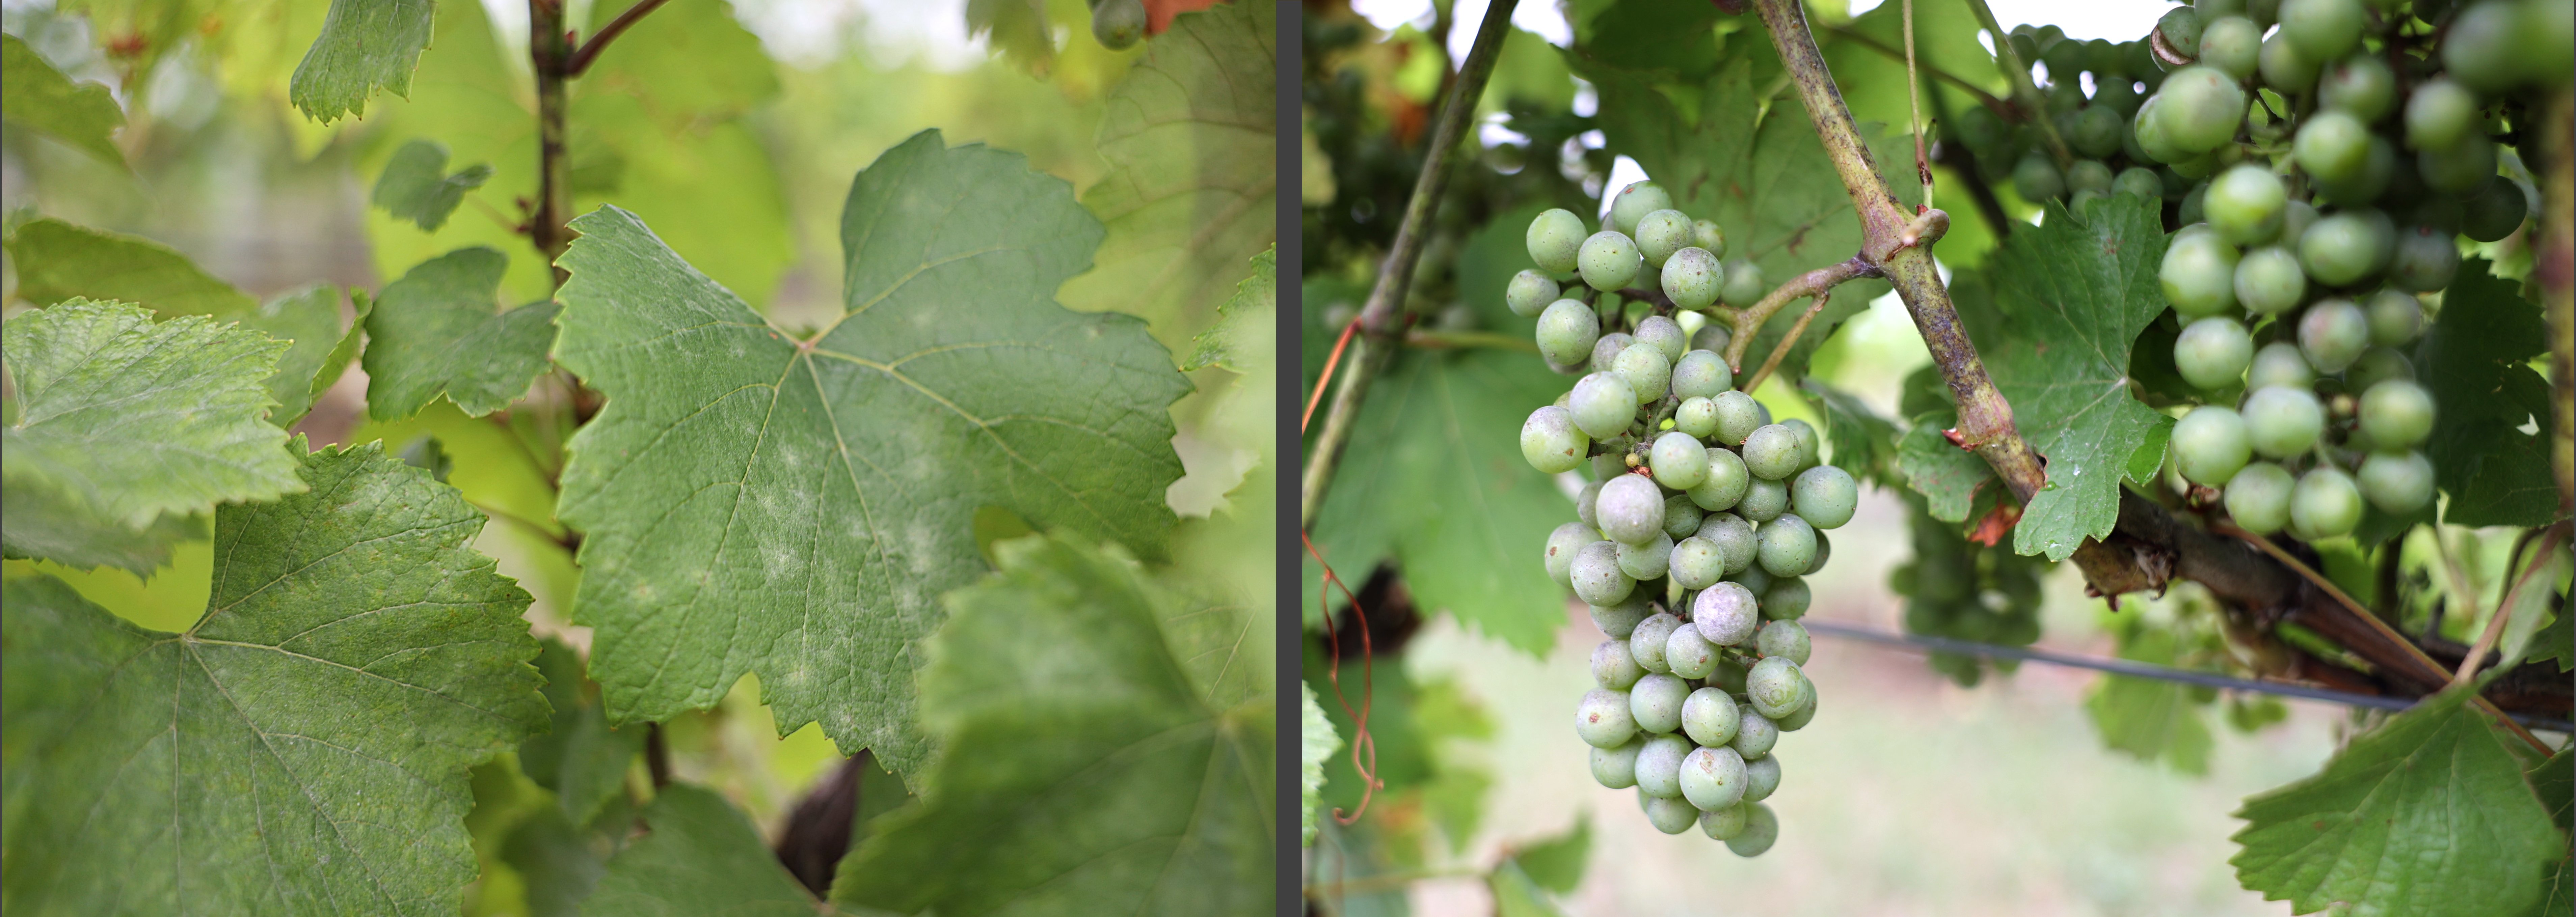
[[1302, 681, 1340, 845], [1510, 817, 1592, 895], [2414, 258, 2559, 527], [1895, 415, 1995, 523], [964, 0, 1055, 73], [1305, 348, 1575, 656], [1185, 246, 1277, 372], [1581, 0, 1722, 74], [238, 284, 363, 427], [1490, 860, 1575, 917], [2530, 601, 2574, 673], [580, 784, 827, 917], [2231, 688, 2563, 917], [290, 0, 438, 122], [501, 803, 618, 917], [1973, 197, 2170, 559], [1802, 378, 1901, 484], [0, 443, 548, 915], [552, 131, 1188, 774], [583, 0, 780, 124], [362, 247, 561, 420], [372, 139, 493, 232], [2, 217, 258, 315], [0, 483, 206, 576], [833, 535, 1271, 917], [519, 639, 645, 827], [0, 33, 124, 164], [1059, 1, 1278, 351], [2084, 622, 2212, 774], [2526, 750, 2573, 917]]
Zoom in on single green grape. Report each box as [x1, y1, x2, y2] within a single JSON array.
[[1666, 623, 1721, 679], [1790, 465, 1857, 529], [1568, 372, 1637, 440], [1575, 480, 1603, 531], [1613, 344, 1672, 408], [2071, 160, 2118, 197], [1635, 314, 1689, 363], [2358, 378, 2434, 448], [1698, 512, 1758, 576], [1731, 707, 1779, 760], [1682, 687, 1742, 747], [1630, 672, 1690, 735], [1630, 612, 1683, 673], [2418, 133, 2498, 198], [1756, 513, 1819, 578], [2234, 246, 2308, 315], [2344, 346, 2414, 396], [1580, 231, 1643, 292], [2013, 154, 2066, 202], [1721, 259, 1768, 308], [1680, 745, 1749, 812], [2297, 298, 2370, 372], [1545, 521, 1593, 587], [1761, 576, 1811, 620], [1758, 620, 1813, 665], [1736, 476, 1789, 523], [2154, 66, 2248, 154], [2096, 76, 2143, 117], [2223, 461, 2296, 533], [1635, 735, 1695, 802], [1635, 209, 1693, 267], [2289, 465, 2363, 539], [1596, 473, 1667, 546], [1590, 331, 1634, 374], [1590, 740, 1644, 789], [2279, 0, 2363, 62], [1690, 447, 1752, 512], [1616, 533, 1674, 581], [2299, 209, 2391, 287], [1671, 350, 1735, 400], [1732, 564, 1772, 600], [1741, 755, 1781, 803], [2274, 199, 2320, 247], [1571, 540, 1636, 606], [2295, 111, 2372, 186], [1506, 270, 1560, 317], [1806, 530, 1832, 576], [1651, 431, 1712, 491], [2162, 228, 2243, 317], [1593, 639, 1647, 690], [2443, 0, 2527, 94], [2405, 77, 2479, 152], [2115, 166, 2164, 199], [1723, 803, 1779, 856], [1777, 675, 1816, 727], [1676, 396, 1721, 440], [2174, 405, 2254, 485], [2357, 450, 2434, 513], [1662, 246, 1723, 309], [1520, 405, 1590, 474], [2243, 385, 2326, 458], [1663, 493, 1705, 540], [2178, 182, 2210, 224], [1528, 208, 1588, 273], [2461, 178, 2530, 243], [2317, 54, 2395, 121], [1692, 581, 1760, 646], [1091, 0, 1147, 48], [2363, 289, 2423, 345], [2259, 30, 2322, 91], [1610, 181, 1676, 237], [2388, 225, 2460, 293], [1644, 793, 1700, 834], [1535, 299, 1600, 366], [2313, 136, 2396, 207], [1590, 592, 1652, 639], [1740, 424, 1802, 481], [1670, 536, 1724, 591], [2073, 108, 2127, 159], [2246, 341, 2315, 390], [2132, 95, 2185, 164], [1576, 688, 1639, 748], [2157, 6, 2205, 57], [2207, 165, 2287, 246], [1711, 390, 1766, 446], [2199, 15, 2261, 79], [2174, 314, 2256, 390]]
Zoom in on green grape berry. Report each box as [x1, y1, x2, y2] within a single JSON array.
[[2312, 136, 2396, 207], [1528, 208, 1588, 273], [1676, 396, 1721, 440], [1790, 465, 1858, 529], [2289, 465, 2363, 539], [2357, 379, 2434, 448], [1697, 512, 1757, 575], [1644, 794, 1700, 834], [1635, 315, 1688, 363], [1690, 448, 1752, 512], [2072, 109, 2126, 160], [2388, 225, 2460, 293], [2115, 167, 2164, 199], [1712, 390, 1766, 446], [2345, 346, 2413, 396], [1757, 620, 1812, 666], [2363, 289, 2423, 344], [2133, 95, 2185, 164], [1680, 744, 1749, 812], [1091, 0, 1147, 49], [2259, 30, 2322, 91], [1635, 209, 1694, 267], [1761, 577, 1811, 620], [1590, 332, 1635, 374], [1721, 259, 1768, 307], [1594, 639, 1647, 690], [1610, 181, 1676, 237], [1731, 565, 1772, 600], [1630, 672, 1691, 734], [1546, 521, 1593, 587], [2278, 0, 2364, 62], [1590, 740, 1643, 789], [2295, 111, 2373, 185], [2406, 76, 2480, 152], [2154, 66, 2248, 154], [2176, 316, 2256, 389], [1784, 419, 1821, 472], [2157, 6, 2206, 57], [1741, 755, 1781, 803], [1671, 350, 1735, 400], [2275, 199, 2320, 247], [1725, 803, 1779, 856], [1670, 536, 1724, 591], [2247, 341, 2316, 390], [1617, 533, 1674, 581], [2299, 209, 2392, 287], [2243, 385, 2327, 458], [1692, 581, 1760, 646], [1506, 270, 1560, 317], [1613, 344, 1672, 407], [1663, 493, 1705, 540], [2200, 15, 2262, 79], [1651, 431, 1712, 490], [1580, 231, 1643, 291], [1635, 734, 1693, 798], [1521, 405, 1590, 474], [1662, 247, 1723, 309], [1755, 513, 1818, 578], [2207, 165, 2287, 246], [2461, 177, 2530, 242], [1668, 619, 1723, 679], [1682, 687, 1742, 749], [2418, 132, 2499, 198], [2297, 298, 2370, 372], [2317, 54, 2396, 121], [1571, 540, 1636, 606], [1576, 688, 1639, 748], [2443, 0, 2529, 94], [2174, 405, 2254, 485], [1736, 477, 1788, 522], [1597, 473, 1667, 545], [1630, 612, 1683, 673], [2357, 450, 2434, 513], [2223, 461, 2296, 533], [2162, 228, 2243, 317], [2234, 246, 2308, 315], [1740, 424, 1802, 480], [1569, 372, 1638, 440], [1575, 480, 1603, 531], [1535, 299, 1600, 366], [2013, 154, 2066, 202], [1730, 707, 1779, 760]]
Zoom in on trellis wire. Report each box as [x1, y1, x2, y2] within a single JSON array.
[[1799, 619, 2575, 734]]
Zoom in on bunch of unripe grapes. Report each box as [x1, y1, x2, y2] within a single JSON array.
[[1512, 181, 1859, 852]]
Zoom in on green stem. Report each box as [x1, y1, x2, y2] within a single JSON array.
[[529, 0, 575, 288]]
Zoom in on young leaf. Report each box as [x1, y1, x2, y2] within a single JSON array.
[[0, 33, 124, 165], [291, 0, 439, 122], [238, 285, 365, 428], [579, 784, 827, 917], [372, 139, 494, 231], [2414, 258, 2558, 527], [832, 535, 1270, 917], [2231, 688, 2563, 917], [2, 217, 259, 315], [1975, 197, 2171, 560], [1896, 415, 1996, 523], [1510, 817, 1593, 894], [552, 131, 1189, 774], [518, 639, 645, 827], [1060, 1, 1279, 351], [1184, 246, 1277, 372], [361, 247, 561, 420], [1302, 682, 1340, 846], [0, 443, 548, 915]]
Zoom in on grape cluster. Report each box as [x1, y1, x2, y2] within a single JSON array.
[[1955, 0, 2564, 540], [1514, 183, 1855, 853]]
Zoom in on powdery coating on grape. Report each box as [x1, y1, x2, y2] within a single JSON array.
[[1634, 734, 1693, 798], [1579, 231, 1643, 292], [1630, 612, 1684, 673], [1693, 582, 1760, 646], [2318, 54, 2395, 121], [1535, 299, 1601, 366], [2173, 405, 2253, 485], [1610, 181, 1676, 236], [1761, 577, 1812, 620], [1739, 424, 1801, 480], [1682, 687, 1742, 747], [1593, 640, 1647, 691], [1745, 656, 1804, 719], [1700, 802, 1749, 839], [1589, 592, 1653, 639], [1634, 209, 1694, 267], [1617, 533, 1675, 581], [1720, 803, 1777, 856], [1670, 536, 1725, 591], [1736, 477, 1789, 522], [1575, 480, 1603, 530], [1527, 208, 1587, 273], [2243, 385, 2326, 458], [2224, 462, 2296, 534], [2247, 342, 2315, 390], [1661, 247, 1723, 309], [1758, 620, 1813, 665], [2290, 465, 2364, 539], [1544, 521, 1593, 586], [1648, 432, 1710, 491], [1634, 315, 1688, 363], [1741, 755, 1781, 803], [2358, 450, 2434, 513], [1644, 794, 1699, 834], [2160, 229, 2241, 318], [2175, 316, 2255, 390], [1662, 494, 1705, 540], [1610, 348, 1671, 411], [1596, 474, 1667, 545], [1590, 332, 1635, 374], [2234, 246, 2308, 316], [1571, 540, 1637, 606], [1520, 406, 1590, 474], [2206, 165, 2287, 246], [1789, 465, 1858, 529], [1665, 624, 1721, 679], [1756, 513, 1818, 578], [2388, 225, 2461, 293], [2364, 289, 2423, 346], [2358, 379, 2434, 448], [1676, 396, 1721, 440], [1731, 707, 1778, 760], [1670, 351, 1734, 402], [2299, 210, 2390, 287], [1569, 373, 1637, 443], [1698, 512, 1758, 574], [1630, 672, 1691, 735], [1680, 744, 1749, 812], [1506, 270, 1560, 317], [1576, 689, 1638, 748], [1590, 741, 1643, 789]]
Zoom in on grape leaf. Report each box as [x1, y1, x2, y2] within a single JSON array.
[[2084, 623, 2213, 774], [239, 284, 367, 428], [1490, 860, 1574, 917], [1059, 1, 1278, 352], [2414, 258, 2560, 527], [1802, 378, 1900, 484], [291, 0, 438, 122], [1896, 414, 1994, 524], [0, 33, 124, 164], [552, 131, 1189, 774], [580, 783, 828, 917], [0, 481, 207, 576], [1302, 681, 1339, 845], [2525, 750, 2573, 917], [1510, 817, 1592, 894], [2, 217, 258, 315], [372, 139, 493, 232], [1185, 246, 1277, 372], [2231, 687, 2562, 917], [965, 0, 1055, 72], [0, 442, 548, 916], [518, 639, 644, 827], [1305, 348, 1576, 655], [833, 535, 1271, 917], [501, 803, 618, 917], [1974, 197, 2170, 560], [361, 247, 562, 420]]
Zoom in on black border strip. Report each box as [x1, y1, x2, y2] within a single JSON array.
[[1273, 4, 1306, 916]]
